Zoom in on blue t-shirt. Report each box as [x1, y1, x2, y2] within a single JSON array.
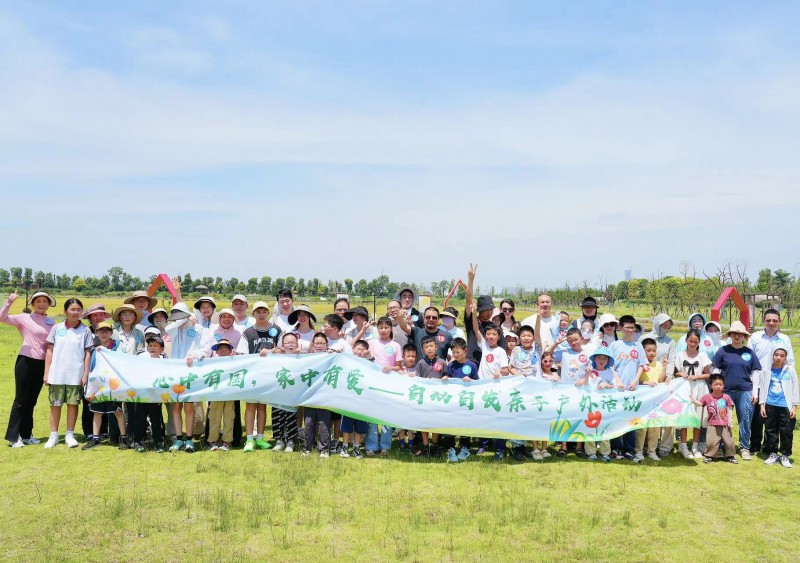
[[553, 347, 590, 383], [712, 345, 762, 392], [609, 340, 648, 386], [766, 367, 788, 407], [446, 360, 479, 380]]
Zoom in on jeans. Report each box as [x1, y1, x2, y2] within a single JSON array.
[[727, 389, 752, 451], [366, 423, 393, 452]]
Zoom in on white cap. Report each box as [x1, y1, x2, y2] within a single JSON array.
[[232, 294, 248, 304]]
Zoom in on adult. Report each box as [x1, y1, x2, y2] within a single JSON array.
[[399, 306, 453, 360], [1, 291, 56, 447], [193, 296, 218, 329], [344, 306, 378, 344], [596, 314, 619, 348], [492, 299, 518, 334], [641, 313, 678, 457], [571, 296, 600, 330], [464, 264, 507, 363], [231, 294, 255, 333], [396, 287, 424, 329], [84, 303, 112, 346], [440, 306, 465, 341], [124, 290, 157, 331], [333, 297, 354, 333], [748, 308, 795, 455], [271, 288, 296, 333], [520, 294, 558, 350], [288, 305, 317, 352], [675, 312, 707, 354], [386, 300, 409, 347], [712, 320, 762, 460]]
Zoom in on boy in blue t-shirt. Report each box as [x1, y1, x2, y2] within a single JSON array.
[[609, 315, 648, 460], [442, 338, 478, 462], [759, 348, 799, 468]]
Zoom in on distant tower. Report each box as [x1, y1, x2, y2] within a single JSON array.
[[624, 268, 632, 282]]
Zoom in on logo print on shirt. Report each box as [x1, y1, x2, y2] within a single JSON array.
[[630, 350, 639, 359], [436, 335, 445, 343], [462, 365, 473, 375], [590, 370, 599, 379], [578, 354, 587, 364], [187, 329, 197, 337], [214, 334, 222, 341], [57, 328, 67, 337], [45, 318, 54, 325], [486, 354, 495, 363], [704, 340, 711, 347], [411, 315, 419, 322], [384, 345, 394, 354], [433, 363, 442, 372], [268, 327, 278, 337], [741, 352, 752, 361], [601, 341, 608, 347]]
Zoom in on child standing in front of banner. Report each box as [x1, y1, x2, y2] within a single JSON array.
[[609, 315, 648, 460], [44, 298, 94, 448], [206, 339, 237, 451], [130, 334, 168, 452], [365, 317, 402, 456], [585, 347, 621, 462], [674, 329, 711, 460], [696, 373, 738, 464], [635, 338, 667, 462]]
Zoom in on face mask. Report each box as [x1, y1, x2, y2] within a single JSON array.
[[657, 326, 670, 338], [154, 319, 166, 329], [441, 317, 455, 329], [581, 329, 593, 340], [708, 332, 721, 345]]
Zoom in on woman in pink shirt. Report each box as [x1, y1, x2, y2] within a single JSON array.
[[1, 290, 56, 447]]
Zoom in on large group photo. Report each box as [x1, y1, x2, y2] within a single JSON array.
[[2, 2, 799, 561]]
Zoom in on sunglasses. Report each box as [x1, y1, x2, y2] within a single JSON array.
[[424, 315, 439, 320], [501, 307, 514, 312]]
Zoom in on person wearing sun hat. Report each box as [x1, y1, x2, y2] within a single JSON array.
[[1, 290, 56, 447], [124, 291, 158, 328], [439, 307, 465, 341], [111, 304, 145, 355], [344, 306, 377, 345], [711, 320, 762, 460], [193, 296, 218, 329], [584, 346, 620, 461], [288, 305, 316, 351]]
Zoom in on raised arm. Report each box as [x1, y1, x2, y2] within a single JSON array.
[[469, 302, 483, 344], [465, 263, 477, 313], [171, 276, 184, 305], [0, 292, 20, 326]]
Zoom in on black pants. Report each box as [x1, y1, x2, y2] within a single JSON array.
[[750, 403, 766, 453], [130, 403, 165, 444], [5, 355, 44, 442], [272, 407, 298, 442], [764, 404, 794, 456], [303, 408, 331, 451], [231, 401, 243, 447], [81, 393, 108, 437]]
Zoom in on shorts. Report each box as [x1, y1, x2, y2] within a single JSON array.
[[90, 401, 122, 414], [49, 384, 81, 406], [330, 411, 342, 422], [340, 416, 367, 434]]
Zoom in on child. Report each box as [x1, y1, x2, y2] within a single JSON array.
[[206, 339, 236, 451], [759, 348, 798, 468], [504, 332, 518, 359], [272, 333, 301, 454], [470, 303, 510, 460], [130, 334, 168, 452], [696, 374, 737, 464], [440, 307, 465, 341], [43, 298, 93, 448], [414, 335, 447, 456], [609, 315, 647, 460], [635, 338, 667, 462], [345, 306, 378, 345], [540, 351, 557, 380], [584, 347, 621, 462], [82, 321, 130, 450], [674, 329, 711, 459], [509, 325, 541, 378], [579, 319, 598, 353], [395, 344, 418, 452], [112, 304, 145, 355], [550, 328, 590, 387], [557, 311, 570, 340], [442, 337, 478, 461], [323, 314, 353, 354], [352, 339, 371, 359], [364, 318, 402, 455]]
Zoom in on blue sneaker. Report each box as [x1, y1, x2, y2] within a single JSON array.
[[588, 454, 598, 461], [623, 452, 635, 461], [169, 439, 183, 452], [184, 439, 195, 453], [493, 450, 504, 462], [457, 446, 471, 461], [447, 448, 459, 463], [602, 454, 611, 462]]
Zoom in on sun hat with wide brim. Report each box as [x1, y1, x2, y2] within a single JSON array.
[[212, 339, 233, 351], [395, 287, 418, 302], [168, 302, 192, 321], [580, 296, 598, 308], [194, 296, 217, 310], [724, 320, 751, 338], [597, 313, 618, 327], [83, 303, 111, 320], [147, 307, 169, 325], [589, 346, 615, 369], [288, 305, 317, 325], [124, 291, 158, 310], [28, 291, 56, 308], [440, 307, 458, 319], [112, 304, 143, 324], [344, 306, 370, 321]]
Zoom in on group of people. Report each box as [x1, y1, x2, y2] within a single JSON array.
[[2, 265, 797, 467]]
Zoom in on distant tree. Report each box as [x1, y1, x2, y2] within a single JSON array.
[[0, 268, 10, 284], [10, 267, 22, 285], [73, 277, 86, 292], [259, 276, 272, 295], [297, 278, 306, 296], [344, 279, 354, 293]]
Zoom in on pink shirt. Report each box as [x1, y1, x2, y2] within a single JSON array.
[[212, 325, 242, 350], [368, 339, 403, 369], [0, 297, 53, 360]]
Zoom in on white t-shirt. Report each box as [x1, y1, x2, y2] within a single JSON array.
[[271, 313, 297, 334], [478, 339, 509, 379], [234, 316, 255, 334], [295, 329, 315, 353], [47, 322, 93, 385], [327, 338, 352, 354], [520, 313, 559, 349]]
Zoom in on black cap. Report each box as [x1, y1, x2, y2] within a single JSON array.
[[580, 296, 598, 308], [344, 306, 370, 320], [476, 296, 494, 313]]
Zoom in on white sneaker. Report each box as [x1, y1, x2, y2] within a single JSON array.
[[65, 434, 79, 448], [680, 444, 693, 460], [633, 453, 645, 463], [532, 449, 542, 461], [284, 440, 294, 453], [765, 453, 779, 465], [273, 440, 285, 452], [780, 455, 793, 468], [647, 451, 660, 461], [23, 436, 41, 445], [692, 447, 702, 459], [44, 435, 59, 449], [740, 449, 752, 461], [10, 438, 24, 448], [540, 450, 552, 459]]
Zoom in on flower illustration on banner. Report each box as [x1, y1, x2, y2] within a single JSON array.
[[85, 393, 95, 402], [172, 384, 186, 395], [584, 410, 602, 429], [160, 393, 171, 402], [630, 417, 644, 427], [109, 377, 121, 390], [660, 398, 684, 415], [126, 389, 137, 398]]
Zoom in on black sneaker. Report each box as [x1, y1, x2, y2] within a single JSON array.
[[131, 442, 145, 453], [512, 446, 526, 462], [118, 437, 130, 451], [155, 442, 165, 453], [703, 456, 713, 464], [82, 439, 100, 450], [352, 445, 364, 459], [623, 452, 635, 461]]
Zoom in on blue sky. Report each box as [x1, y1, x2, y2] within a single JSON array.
[[1, 2, 799, 289]]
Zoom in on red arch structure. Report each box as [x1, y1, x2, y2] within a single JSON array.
[[146, 274, 180, 307], [443, 280, 467, 309], [710, 286, 749, 330]]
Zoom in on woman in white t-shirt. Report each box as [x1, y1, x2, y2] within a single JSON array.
[[43, 298, 94, 448], [288, 305, 316, 352]]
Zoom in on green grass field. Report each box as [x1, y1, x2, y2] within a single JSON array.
[[1, 296, 799, 561]]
